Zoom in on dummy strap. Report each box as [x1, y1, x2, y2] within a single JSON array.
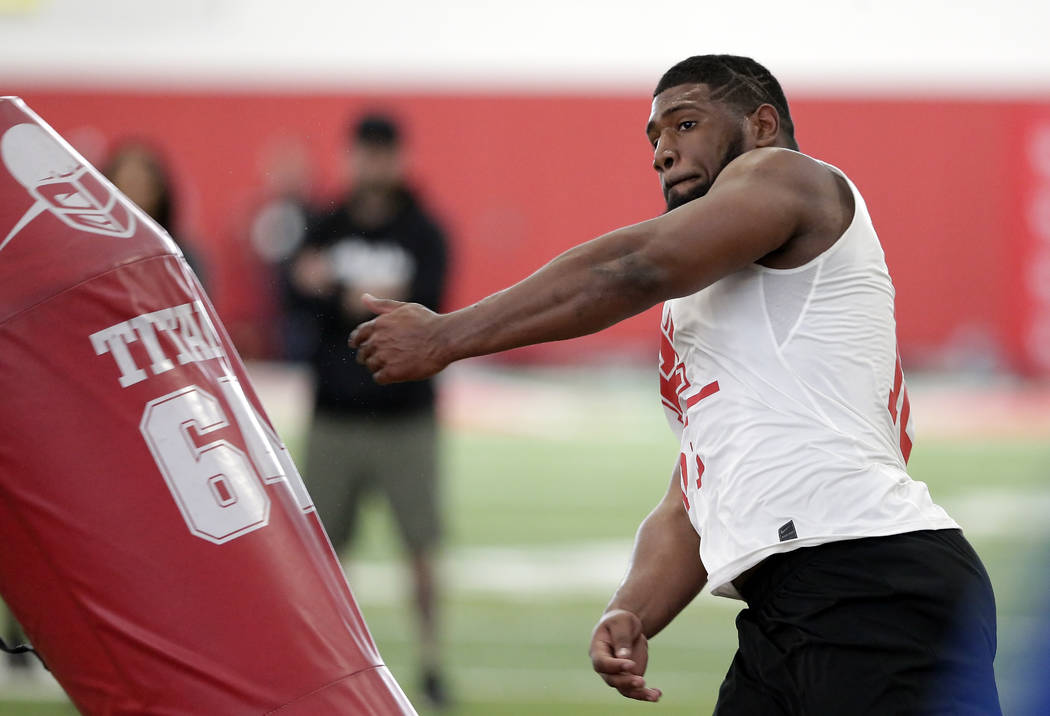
[[0, 635, 47, 669]]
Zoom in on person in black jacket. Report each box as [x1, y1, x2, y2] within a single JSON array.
[[287, 113, 450, 708]]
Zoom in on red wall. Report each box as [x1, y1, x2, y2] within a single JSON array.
[[5, 87, 1044, 372]]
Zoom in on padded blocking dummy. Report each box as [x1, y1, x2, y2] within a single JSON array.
[[0, 97, 415, 715]]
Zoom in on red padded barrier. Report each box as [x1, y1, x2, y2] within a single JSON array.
[[0, 97, 415, 715]]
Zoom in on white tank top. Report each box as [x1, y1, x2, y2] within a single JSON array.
[[659, 158, 958, 599]]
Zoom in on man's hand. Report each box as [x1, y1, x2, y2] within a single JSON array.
[[348, 293, 449, 384], [589, 609, 661, 703], [290, 248, 335, 297], [341, 281, 408, 320]]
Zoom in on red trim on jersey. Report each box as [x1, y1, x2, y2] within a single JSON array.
[[686, 380, 721, 409]]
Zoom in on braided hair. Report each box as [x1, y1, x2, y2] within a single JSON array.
[[654, 55, 798, 150]]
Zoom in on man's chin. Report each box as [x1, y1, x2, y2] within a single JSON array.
[[665, 187, 706, 212]]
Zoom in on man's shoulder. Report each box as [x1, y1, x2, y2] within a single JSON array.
[[723, 148, 851, 216], [726, 148, 836, 187], [727, 149, 857, 267]]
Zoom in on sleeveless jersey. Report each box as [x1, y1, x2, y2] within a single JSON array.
[[659, 158, 958, 599]]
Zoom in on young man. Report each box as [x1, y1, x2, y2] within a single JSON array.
[[288, 114, 451, 708], [349, 56, 1000, 714]]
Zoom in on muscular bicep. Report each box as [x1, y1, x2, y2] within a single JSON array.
[[627, 149, 818, 300]]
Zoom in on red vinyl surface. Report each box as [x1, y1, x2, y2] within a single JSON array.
[[0, 97, 415, 715]]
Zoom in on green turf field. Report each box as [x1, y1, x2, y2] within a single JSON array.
[[2, 367, 1048, 715]]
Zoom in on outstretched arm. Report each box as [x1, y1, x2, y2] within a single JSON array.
[[349, 148, 825, 383], [588, 462, 707, 702]]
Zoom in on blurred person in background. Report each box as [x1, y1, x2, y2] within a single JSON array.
[[247, 136, 319, 361], [287, 113, 450, 708], [103, 140, 208, 288], [350, 55, 1001, 714]]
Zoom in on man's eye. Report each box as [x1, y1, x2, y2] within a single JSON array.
[[678, 120, 696, 131]]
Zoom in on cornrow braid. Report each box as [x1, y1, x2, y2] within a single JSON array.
[[654, 55, 798, 150]]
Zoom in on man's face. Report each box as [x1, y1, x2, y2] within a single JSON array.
[[109, 150, 164, 218], [349, 142, 404, 192], [646, 83, 748, 211]]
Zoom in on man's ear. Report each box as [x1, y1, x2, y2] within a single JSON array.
[[750, 104, 781, 147]]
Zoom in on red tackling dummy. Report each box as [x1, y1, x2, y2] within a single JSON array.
[[0, 98, 415, 715]]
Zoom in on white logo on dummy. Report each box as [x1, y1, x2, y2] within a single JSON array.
[[0, 122, 135, 253]]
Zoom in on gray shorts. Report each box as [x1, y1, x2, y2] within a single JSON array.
[[302, 409, 441, 554]]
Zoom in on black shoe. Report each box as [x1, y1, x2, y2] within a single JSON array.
[[421, 669, 451, 710]]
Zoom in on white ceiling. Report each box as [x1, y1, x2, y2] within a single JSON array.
[[1, 0, 1048, 94]]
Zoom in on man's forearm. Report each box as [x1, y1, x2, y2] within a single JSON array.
[[434, 223, 667, 365], [606, 502, 707, 638]]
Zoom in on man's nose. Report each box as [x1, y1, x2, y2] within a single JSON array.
[[652, 136, 676, 172]]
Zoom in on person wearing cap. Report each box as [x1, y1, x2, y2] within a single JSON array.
[[287, 112, 450, 708]]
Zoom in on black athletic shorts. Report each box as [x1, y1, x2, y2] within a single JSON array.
[[713, 529, 1001, 716]]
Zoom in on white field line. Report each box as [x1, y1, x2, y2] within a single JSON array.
[[346, 540, 641, 605], [437, 365, 671, 443], [347, 539, 738, 610], [942, 488, 1050, 539]]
